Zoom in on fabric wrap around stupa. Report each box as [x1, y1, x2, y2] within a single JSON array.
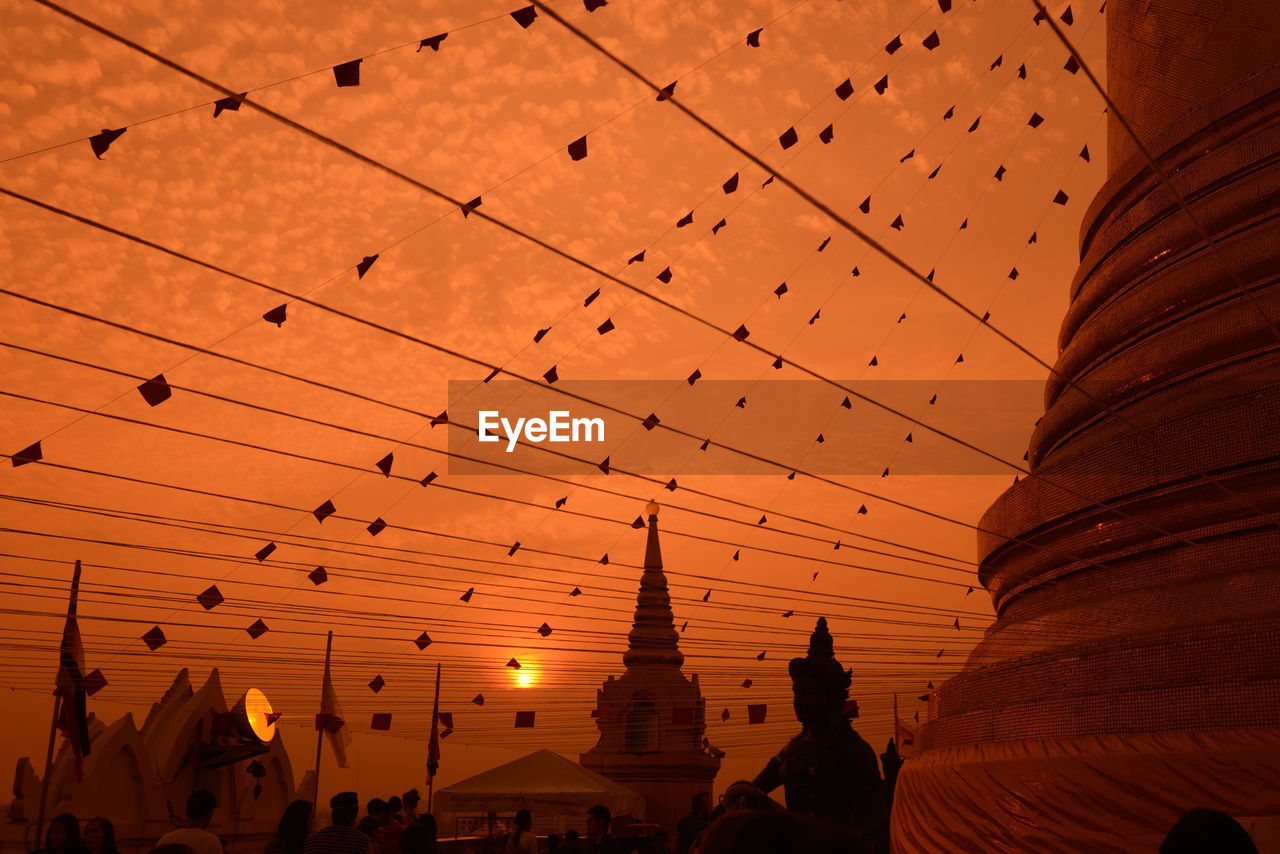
[[893, 1, 1280, 851]]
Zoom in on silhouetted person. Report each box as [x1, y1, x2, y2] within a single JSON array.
[[266, 800, 313, 854], [305, 792, 372, 854], [1160, 809, 1258, 854], [504, 808, 536, 854], [699, 810, 867, 854], [397, 821, 435, 854], [401, 790, 420, 823], [545, 834, 562, 853], [585, 806, 619, 854], [38, 813, 84, 854], [158, 791, 223, 854], [387, 797, 403, 826], [653, 830, 670, 854], [677, 794, 710, 854], [83, 818, 117, 854], [879, 739, 903, 807], [367, 799, 400, 854], [562, 829, 583, 854]]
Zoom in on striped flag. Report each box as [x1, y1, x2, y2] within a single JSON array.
[[55, 562, 91, 780]]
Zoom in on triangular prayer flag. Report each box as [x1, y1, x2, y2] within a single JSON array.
[[598, 456, 610, 474], [835, 78, 853, 100], [82, 669, 107, 697], [460, 588, 474, 602], [657, 81, 676, 101], [356, 254, 378, 278], [779, 127, 798, 149], [263, 304, 287, 326], [772, 356, 783, 370], [255, 543, 276, 562], [511, 6, 537, 28], [642, 412, 660, 430], [774, 282, 788, 298], [955, 353, 964, 364], [597, 318, 615, 335], [712, 218, 727, 235], [882, 468, 890, 477], [483, 368, 500, 382], [723, 172, 739, 194], [756, 650, 766, 660], [687, 369, 702, 385], [1065, 55, 1080, 74], [376, 453, 393, 477], [473, 694, 485, 706], [746, 28, 762, 47], [890, 215, 904, 230], [507, 658, 521, 670], [213, 94, 246, 117], [1028, 112, 1044, 128], [538, 623, 552, 637], [631, 516, 645, 529], [960, 218, 968, 229], [11, 440, 42, 467], [418, 33, 447, 51], [990, 54, 1003, 70], [1018, 63, 1027, 79], [923, 30, 940, 50], [703, 590, 711, 602], [332, 59, 362, 87], [859, 196, 871, 214], [782, 610, 793, 617], [841, 396, 852, 409], [370, 713, 392, 731], [943, 105, 955, 119], [747, 704, 767, 724], [928, 164, 940, 179], [197, 585, 224, 611], [431, 409, 449, 425], [656, 267, 672, 284], [421, 471, 438, 486], [721, 708, 730, 721], [968, 116, 981, 132], [137, 374, 171, 407], [1080, 144, 1091, 162], [816, 433, 825, 444], [939, 0, 951, 10], [735, 397, 747, 408], [858, 505, 868, 514], [1028, 231, 1038, 244], [89, 127, 126, 159], [514, 711, 535, 727], [543, 364, 559, 383], [247, 619, 268, 639], [1053, 190, 1069, 205], [367, 517, 387, 536], [733, 324, 750, 341], [898, 313, 907, 323], [461, 196, 482, 217], [1009, 267, 1019, 280], [1034, 8, 1048, 23], [869, 355, 878, 367], [758, 514, 767, 524], [700, 438, 709, 451], [309, 566, 328, 585], [555, 496, 568, 509], [628, 250, 646, 264], [507, 541, 521, 556], [809, 310, 820, 325], [885, 34, 903, 54], [995, 165, 1006, 181], [905, 433, 913, 443], [584, 288, 600, 306], [369, 675, 385, 693], [982, 311, 991, 322], [665, 478, 677, 491], [1061, 5, 1074, 24], [817, 236, 830, 252], [568, 135, 588, 161], [584, 0, 607, 9], [900, 149, 915, 163], [742, 679, 752, 688], [533, 328, 550, 343], [570, 587, 582, 596], [819, 124, 834, 144], [928, 395, 937, 405], [676, 211, 693, 228], [874, 74, 889, 95]]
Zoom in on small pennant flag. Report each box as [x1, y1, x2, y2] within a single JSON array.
[[143, 626, 167, 651], [687, 369, 702, 385], [263, 305, 287, 326], [309, 566, 328, 585], [631, 516, 646, 529], [900, 149, 915, 163], [514, 711, 535, 728], [869, 355, 879, 367], [1028, 112, 1044, 129], [742, 679, 752, 688], [1065, 56, 1080, 74], [1053, 190, 1070, 205], [421, 472, 438, 486], [703, 590, 711, 602], [538, 623, 552, 637], [809, 310, 820, 325], [756, 650, 766, 661], [1080, 145, 1090, 162], [507, 541, 521, 556], [246, 619, 268, 639], [995, 165, 1007, 181], [816, 433, 825, 444], [473, 694, 485, 706], [656, 267, 673, 284], [747, 704, 767, 724], [890, 215, 904, 230], [507, 658, 522, 670], [197, 585, 224, 611], [356, 254, 379, 278], [642, 412, 661, 430], [859, 196, 871, 214], [819, 124, 834, 144], [376, 453, 393, 477], [968, 116, 981, 133], [746, 28, 762, 47], [11, 440, 42, 467], [939, 0, 952, 9], [758, 514, 768, 524], [89, 127, 126, 158], [415, 632, 433, 650], [735, 397, 747, 408], [779, 127, 798, 149], [628, 250, 646, 264], [461, 196, 482, 217], [213, 94, 246, 117], [874, 75, 889, 95], [657, 81, 676, 101], [313, 500, 336, 523], [665, 478, 677, 491], [332, 59, 362, 87], [137, 375, 172, 407], [858, 505, 868, 514], [990, 54, 1003, 70], [370, 713, 392, 731], [255, 543, 276, 563], [676, 211, 694, 228], [835, 78, 853, 100], [928, 164, 941, 179], [533, 328, 550, 343], [568, 135, 588, 161], [1018, 63, 1027, 79], [723, 173, 739, 194], [923, 30, 940, 50], [369, 675, 385, 693], [775, 282, 788, 298], [712, 218, 727, 235], [721, 708, 730, 721], [543, 365, 559, 383], [954, 617, 961, 629], [772, 356, 783, 370], [511, 6, 537, 28], [817, 237, 830, 251], [367, 517, 387, 536], [418, 33, 447, 51], [733, 324, 750, 341], [885, 34, 903, 54], [82, 669, 107, 696], [598, 456, 610, 474], [584, 288, 600, 306], [460, 588, 474, 603], [571, 587, 582, 596], [598, 553, 607, 564], [841, 396, 852, 409], [1009, 267, 1019, 280], [1061, 5, 1074, 24]]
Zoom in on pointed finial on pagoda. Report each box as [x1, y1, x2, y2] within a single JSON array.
[[625, 501, 683, 669]]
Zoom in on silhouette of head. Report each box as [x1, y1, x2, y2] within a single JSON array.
[[1160, 809, 1257, 854], [788, 618, 851, 726]]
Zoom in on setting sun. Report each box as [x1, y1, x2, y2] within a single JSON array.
[[517, 672, 533, 688]]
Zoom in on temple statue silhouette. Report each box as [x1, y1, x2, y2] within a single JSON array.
[[893, 2, 1280, 850], [580, 502, 721, 835]]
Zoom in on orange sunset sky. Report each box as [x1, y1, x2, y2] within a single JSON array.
[[1, 0, 1106, 800]]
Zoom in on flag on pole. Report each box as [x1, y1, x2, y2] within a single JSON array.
[[55, 561, 91, 780], [319, 648, 351, 768], [426, 663, 441, 779]]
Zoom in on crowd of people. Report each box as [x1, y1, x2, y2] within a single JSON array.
[[30, 787, 1262, 854]]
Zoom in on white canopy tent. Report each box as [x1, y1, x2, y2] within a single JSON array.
[[434, 749, 645, 837]]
